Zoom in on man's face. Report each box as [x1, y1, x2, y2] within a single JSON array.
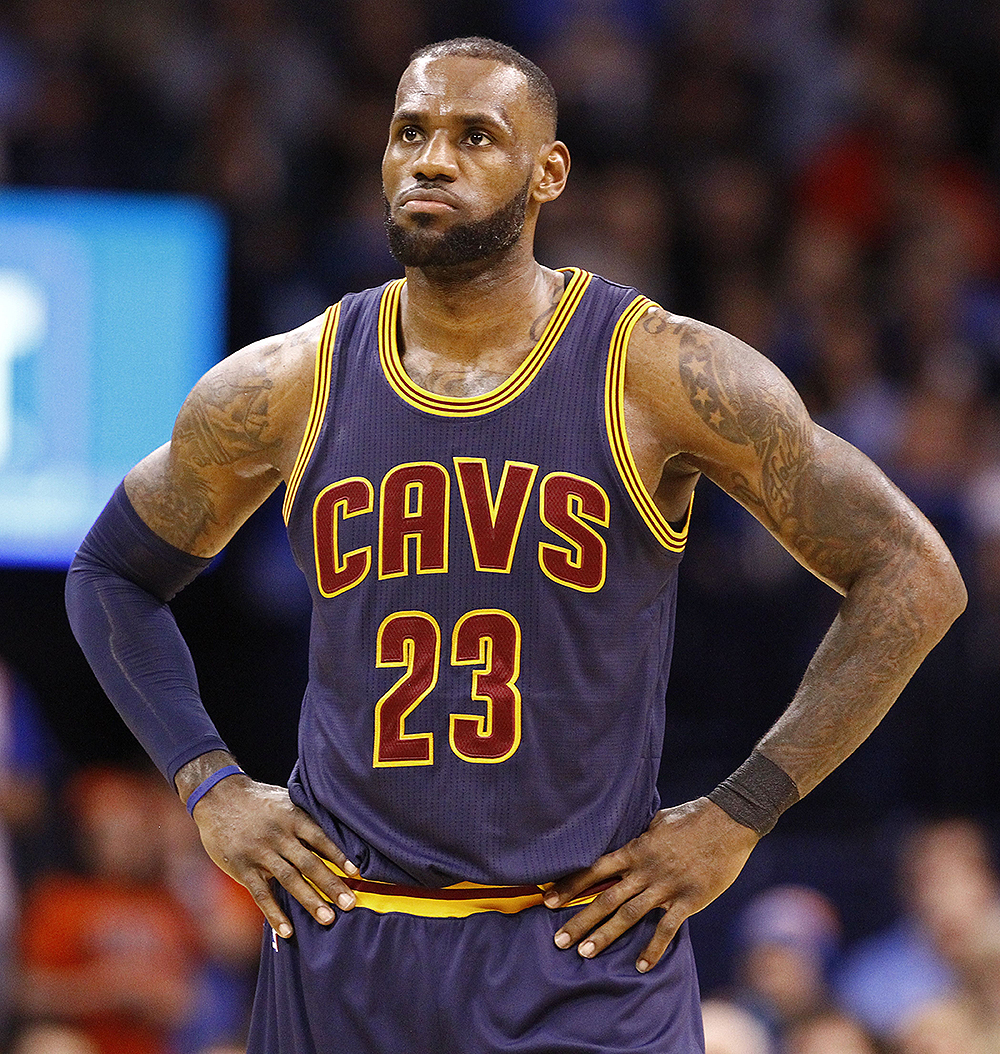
[[382, 55, 548, 269]]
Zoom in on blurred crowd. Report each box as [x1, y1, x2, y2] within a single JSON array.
[[702, 815, 1000, 1053], [1, 659, 259, 1053], [1, 0, 1000, 1051]]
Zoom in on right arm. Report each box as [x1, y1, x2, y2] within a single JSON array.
[[66, 317, 358, 936]]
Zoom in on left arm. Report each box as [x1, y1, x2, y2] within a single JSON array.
[[669, 321, 967, 797], [546, 311, 966, 970]]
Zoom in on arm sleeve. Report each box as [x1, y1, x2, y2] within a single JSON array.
[[64, 484, 230, 785]]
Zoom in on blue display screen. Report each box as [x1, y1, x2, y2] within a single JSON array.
[[0, 189, 225, 566]]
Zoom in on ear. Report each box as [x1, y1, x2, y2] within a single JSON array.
[[532, 141, 570, 204]]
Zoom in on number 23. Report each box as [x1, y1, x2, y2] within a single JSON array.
[[373, 609, 522, 767]]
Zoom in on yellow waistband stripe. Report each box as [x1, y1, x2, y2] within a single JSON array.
[[311, 858, 609, 918]]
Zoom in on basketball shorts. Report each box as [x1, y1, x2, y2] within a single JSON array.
[[246, 872, 706, 1053]]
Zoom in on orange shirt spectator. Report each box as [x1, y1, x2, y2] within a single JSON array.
[[17, 768, 201, 1054]]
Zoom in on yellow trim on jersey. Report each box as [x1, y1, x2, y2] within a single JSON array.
[[605, 297, 691, 553], [283, 304, 341, 524], [378, 269, 593, 416], [311, 858, 608, 918]]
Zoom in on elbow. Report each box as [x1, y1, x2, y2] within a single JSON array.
[[918, 535, 967, 635], [939, 554, 968, 625], [64, 553, 89, 640]]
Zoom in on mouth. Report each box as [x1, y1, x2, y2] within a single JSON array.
[[398, 187, 459, 214]]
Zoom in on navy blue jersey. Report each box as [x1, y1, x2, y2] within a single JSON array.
[[283, 269, 690, 887]]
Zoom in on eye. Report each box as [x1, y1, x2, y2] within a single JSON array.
[[400, 126, 423, 143], [465, 130, 492, 147]]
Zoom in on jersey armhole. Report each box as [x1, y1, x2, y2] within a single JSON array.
[[604, 296, 691, 553], [282, 303, 341, 524]]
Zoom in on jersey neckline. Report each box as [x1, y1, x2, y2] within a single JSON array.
[[377, 268, 593, 417]]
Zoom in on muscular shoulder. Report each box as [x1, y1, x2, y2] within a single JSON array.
[[623, 304, 813, 468], [125, 313, 328, 555], [174, 313, 327, 479]]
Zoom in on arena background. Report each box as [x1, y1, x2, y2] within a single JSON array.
[[0, 0, 999, 1048]]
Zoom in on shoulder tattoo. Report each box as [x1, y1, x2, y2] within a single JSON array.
[[673, 320, 924, 596], [137, 360, 284, 552], [641, 308, 668, 336], [177, 373, 277, 469], [675, 321, 809, 528]]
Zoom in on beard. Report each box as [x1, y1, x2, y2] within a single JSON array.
[[383, 177, 531, 268]]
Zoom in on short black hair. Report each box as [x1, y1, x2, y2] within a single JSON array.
[[408, 37, 558, 139]]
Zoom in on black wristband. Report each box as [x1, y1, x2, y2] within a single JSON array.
[[707, 750, 800, 836]]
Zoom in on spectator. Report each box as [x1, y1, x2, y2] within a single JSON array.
[[155, 779, 260, 1053], [783, 1008, 883, 1054], [0, 657, 50, 1039], [701, 997, 774, 1054], [834, 817, 1000, 1041], [794, 57, 1000, 276], [895, 997, 984, 1054], [7, 1021, 98, 1054], [15, 767, 201, 1054], [905, 908, 1000, 1052], [729, 885, 842, 1036]]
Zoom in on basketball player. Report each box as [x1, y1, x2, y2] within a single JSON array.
[[65, 38, 966, 1053]]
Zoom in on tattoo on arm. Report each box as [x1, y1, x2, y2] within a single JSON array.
[[759, 528, 931, 793], [674, 320, 917, 591], [177, 375, 276, 468], [677, 322, 808, 516], [129, 462, 219, 552], [131, 368, 282, 552], [672, 321, 959, 794], [641, 310, 667, 336]]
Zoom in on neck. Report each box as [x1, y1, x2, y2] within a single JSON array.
[[400, 241, 562, 364]]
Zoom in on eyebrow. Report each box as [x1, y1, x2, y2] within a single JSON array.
[[393, 108, 514, 135]]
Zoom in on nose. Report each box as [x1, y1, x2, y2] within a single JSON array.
[[412, 130, 458, 182]]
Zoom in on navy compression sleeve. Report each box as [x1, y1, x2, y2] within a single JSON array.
[[65, 484, 230, 784]]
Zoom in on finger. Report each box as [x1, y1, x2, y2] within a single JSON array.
[[293, 813, 360, 876], [283, 842, 358, 914], [241, 869, 294, 938], [544, 851, 625, 908], [569, 888, 662, 960], [552, 877, 638, 949], [636, 909, 685, 973], [264, 850, 353, 925]]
